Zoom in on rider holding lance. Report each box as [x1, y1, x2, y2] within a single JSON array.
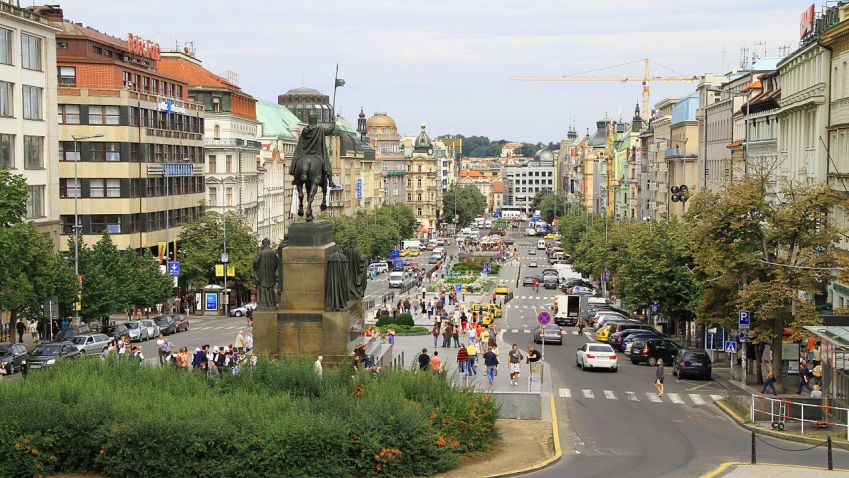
[[289, 111, 337, 189]]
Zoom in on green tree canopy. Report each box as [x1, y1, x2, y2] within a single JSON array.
[[0, 167, 27, 227], [178, 212, 258, 291], [326, 203, 418, 258], [443, 184, 486, 226]]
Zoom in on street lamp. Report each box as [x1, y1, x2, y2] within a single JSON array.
[[71, 133, 103, 324]]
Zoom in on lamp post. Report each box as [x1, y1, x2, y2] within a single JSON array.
[[71, 133, 103, 323]]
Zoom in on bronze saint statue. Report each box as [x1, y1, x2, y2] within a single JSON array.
[[325, 246, 349, 311], [346, 242, 369, 300], [253, 238, 279, 309], [289, 112, 337, 221]]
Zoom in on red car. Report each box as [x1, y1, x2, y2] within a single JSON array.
[[172, 315, 190, 333]]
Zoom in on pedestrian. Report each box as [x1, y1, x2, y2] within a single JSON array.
[[452, 324, 460, 348], [418, 347, 431, 371], [508, 344, 524, 386], [28, 320, 39, 344], [526, 345, 541, 363], [483, 347, 499, 384], [15, 319, 25, 343], [812, 362, 823, 385], [131, 345, 145, 369], [457, 344, 468, 374], [387, 328, 396, 346], [797, 361, 813, 395], [244, 331, 254, 353], [235, 329, 246, 354], [156, 335, 167, 366], [117, 337, 127, 361], [761, 359, 777, 396], [314, 355, 323, 378], [466, 340, 478, 376], [431, 323, 440, 348], [430, 351, 442, 372], [480, 328, 490, 352], [655, 359, 665, 397], [442, 323, 452, 348]]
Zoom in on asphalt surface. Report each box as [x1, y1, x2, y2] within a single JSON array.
[[497, 232, 848, 478]]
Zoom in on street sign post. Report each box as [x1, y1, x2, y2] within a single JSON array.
[[483, 262, 491, 274], [537, 311, 552, 326], [738, 310, 751, 384], [724, 341, 737, 354], [168, 260, 180, 277], [455, 283, 463, 294]]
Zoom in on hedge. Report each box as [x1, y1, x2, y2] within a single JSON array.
[[378, 324, 429, 335], [0, 357, 499, 478], [376, 313, 414, 327]]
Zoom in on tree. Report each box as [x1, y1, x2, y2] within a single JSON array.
[[687, 174, 849, 390], [538, 193, 569, 223], [178, 212, 259, 294], [516, 144, 536, 158], [442, 184, 486, 226], [557, 208, 590, 256], [325, 204, 418, 258], [0, 167, 27, 227], [123, 249, 173, 312], [77, 233, 130, 321]]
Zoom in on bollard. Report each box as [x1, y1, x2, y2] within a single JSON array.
[[828, 436, 834, 470], [751, 431, 757, 464]]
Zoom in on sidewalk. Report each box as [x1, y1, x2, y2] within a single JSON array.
[[705, 463, 849, 477]]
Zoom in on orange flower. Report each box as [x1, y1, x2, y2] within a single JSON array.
[[31, 449, 39, 455], [23, 438, 30, 444], [436, 435, 446, 447], [450, 441, 460, 449], [354, 385, 365, 397], [376, 464, 382, 471], [14, 443, 20, 448]]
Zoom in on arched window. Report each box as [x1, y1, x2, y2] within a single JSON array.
[[418, 165, 422, 173], [213, 124, 220, 140]]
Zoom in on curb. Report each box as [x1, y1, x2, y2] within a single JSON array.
[[482, 395, 562, 478], [701, 461, 849, 477], [714, 399, 849, 452]]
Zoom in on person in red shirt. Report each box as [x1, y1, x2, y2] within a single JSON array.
[[456, 345, 469, 374]]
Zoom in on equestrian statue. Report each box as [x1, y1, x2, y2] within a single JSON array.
[[288, 112, 338, 221]]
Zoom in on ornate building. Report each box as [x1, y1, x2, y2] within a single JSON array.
[[367, 112, 405, 205], [405, 124, 439, 233]]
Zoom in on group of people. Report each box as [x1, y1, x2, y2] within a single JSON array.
[[760, 357, 824, 397], [418, 340, 541, 387]]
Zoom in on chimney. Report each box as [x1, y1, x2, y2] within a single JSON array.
[[30, 5, 64, 22]]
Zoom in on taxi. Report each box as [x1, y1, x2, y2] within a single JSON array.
[[471, 303, 502, 318], [544, 233, 560, 240], [495, 285, 510, 295], [481, 312, 494, 326], [595, 324, 613, 343]]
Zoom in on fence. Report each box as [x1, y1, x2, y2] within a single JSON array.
[[749, 430, 836, 470], [751, 394, 849, 439]]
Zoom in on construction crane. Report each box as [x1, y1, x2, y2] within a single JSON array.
[[512, 59, 701, 120]]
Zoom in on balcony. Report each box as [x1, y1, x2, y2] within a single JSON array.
[[204, 138, 262, 150]]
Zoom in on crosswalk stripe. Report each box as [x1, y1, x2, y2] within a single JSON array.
[[582, 389, 595, 399], [572, 330, 579, 335], [584, 332, 593, 339], [710, 394, 724, 401], [646, 392, 662, 402], [511, 329, 518, 333], [625, 391, 639, 401], [522, 329, 530, 333], [603, 390, 616, 400], [668, 393, 685, 404], [559, 388, 571, 398], [689, 394, 706, 405]]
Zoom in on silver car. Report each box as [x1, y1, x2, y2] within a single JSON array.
[[123, 321, 148, 342], [71, 333, 112, 354], [140, 319, 160, 339]]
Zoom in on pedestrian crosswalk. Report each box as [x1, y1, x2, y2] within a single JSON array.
[[557, 388, 725, 406], [507, 329, 592, 338], [190, 325, 243, 332]]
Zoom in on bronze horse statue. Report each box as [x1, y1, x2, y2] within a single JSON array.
[[291, 152, 328, 221]]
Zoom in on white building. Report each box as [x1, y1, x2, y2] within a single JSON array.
[[503, 160, 555, 213], [0, 2, 60, 246]]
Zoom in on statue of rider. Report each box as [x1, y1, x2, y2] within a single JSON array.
[[289, 111, 337, 189]]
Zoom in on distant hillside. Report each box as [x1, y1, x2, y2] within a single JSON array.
[[437, 134, 558, 158]]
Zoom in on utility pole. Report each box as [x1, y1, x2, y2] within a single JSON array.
[[71, 133, 103, 323]]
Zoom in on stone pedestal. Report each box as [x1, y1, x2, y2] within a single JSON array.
[[253, 221, 364, 365]]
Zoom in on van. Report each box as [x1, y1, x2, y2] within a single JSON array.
[[524, 228, 537, 237], [432, 247, 445, 259], [537, 239, 546, 250], [388, 272, 404, 288], [402, 240, 422, 250]]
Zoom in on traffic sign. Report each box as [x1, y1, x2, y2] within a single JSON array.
[[390, 249, 400, 258], [724, 341, 737, 354], [738, 310, 751, 326], [168, 260, 180, 276], [651, 302, 659, 313], [739, 330, 750, 342], [483, 262, 491, 274], [601, 269, 610, 282], [455, 283, 463, 293], [537, 311, 552, 327]]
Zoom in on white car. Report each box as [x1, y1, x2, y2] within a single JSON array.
[[71, 333, 112, 354], [529, 261, 538, 268], [123, 321, 148, 342], [230, 302, 257, 317], [576, 343, 618, 372]]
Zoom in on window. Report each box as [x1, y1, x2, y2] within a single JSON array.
[[213, 124, 220, 139], [0, 28, 10, 65], [0, 134, 13, 168], [58, 104, 80, 124], [25, 185, 44, 218], [21, 34, 42, 71], [107, 179, 121, 198], [89, 179, 105, 198], [24, 136, 43, 169], [208, 155, 216, 173], [62, 179, 79, 198], [212, 98, 221, 112], [22, 85, 42, 119], [57, 41, 68, 49], [0, 81, 10, 117], [123, 71, 131, 87], [89, 105, 120, 125], [225, 187, 233, 206], [58, 66, 76, 86], [208, 186, 217, 206], [89, 142, 121, 162], [226, 155, 233, 173], [143, 76, 150, 92]]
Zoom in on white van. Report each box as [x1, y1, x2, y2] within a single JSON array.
[[402, 240, 422, 250], [388, 272, 404, 288], [432, 247, 445, 259], [537, 239, 547, 250], [524, 228, 537, 237]]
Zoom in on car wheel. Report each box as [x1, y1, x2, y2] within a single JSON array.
[[704, 373, 712, 380], [648, 357, 657, 367], [630, 358, 638, 364], [235, 311, 243, 317], [612, 367, 618, 373], [80, 350, 85, 354]]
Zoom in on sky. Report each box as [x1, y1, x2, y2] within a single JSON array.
[[54, 0, 803, 144]]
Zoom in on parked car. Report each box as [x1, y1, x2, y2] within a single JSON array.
[[576, 343, 618, 372], [673, 348, 713, 380], [230, 303, 257, 317], [154, 315, 177, 335], [27, 342, 81, 369], [140, 319, 159, 339], [0, 342, 28, 374], [100, 324, 129, 341], [54, 324, 92, 342], [594, 313, 631, 330], [528, 248, 537, 255], [523, 276, 539, 287], [71, 334, 112, 354], [123, 321, 149, 342], [172, 315, 189, 332], [629, 338, 681, 366], [606, 322, 655, 340], [613, 330, 663, 351], [533, 324, 563, 345], [543, 274, 559, 289], [428, 255, 439, 264]]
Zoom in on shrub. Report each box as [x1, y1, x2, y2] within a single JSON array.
[[376, 313, 413, 327], [0, 355, 498, 477], [378, 324, 428, 335]]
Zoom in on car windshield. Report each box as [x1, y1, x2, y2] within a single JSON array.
[[588, 345, 613, 352], [0, 345, 11, 355], [155, 317, 169, 325], [71, 336, 88, 344], [31, 345, 61, 356], [125, 322, 139, 329]]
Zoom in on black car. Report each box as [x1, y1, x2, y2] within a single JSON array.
[[154, 315, 177, 335], [673, 348, 712, 380], [54, 324, 92, 342], [27, 342, 81, 369], [101, 324, 129, 341], [543, 275, 559, 289], [609, 328, 662, 350], [629, 338, 681, 366], [504, 238, 515, 246], [0, 342, 28, 374]]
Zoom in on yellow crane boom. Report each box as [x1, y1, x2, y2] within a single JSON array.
[[511, 59, 701, 119]]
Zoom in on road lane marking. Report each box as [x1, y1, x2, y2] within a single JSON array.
[[511, 329, 518, 333], [603, 390, 616, 400], [667, 393, 685, 404], [689, 394, 706, 405], [625, 391, 639, 401], [584, 332, 593, 339], [559, 388, 571, 398], [646, 393, 662, 402], [572, 331, 579, 335], [581, 389, 595, 399], [522, 329, 530, 334], [710, 394, 724, 401]]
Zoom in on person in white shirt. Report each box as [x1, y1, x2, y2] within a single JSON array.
[[314, 355, 323, 378], [244, 332, 254, 352]]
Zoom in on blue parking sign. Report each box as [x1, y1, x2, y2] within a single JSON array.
[[738, 310, 750, 326], [455, 283, 463, 293]]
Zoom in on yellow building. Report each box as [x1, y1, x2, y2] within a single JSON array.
[[405, 124, 439, 233]]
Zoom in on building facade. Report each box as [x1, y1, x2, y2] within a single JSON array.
[[405, 124, 439, 232], [1, 3, 60, 246], [503, 159, 556, 213], [367, 112, 405, 205], [667, 94, 699, 218], [50, 11, 205, 255]]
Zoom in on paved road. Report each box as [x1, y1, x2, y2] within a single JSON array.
[[495, 232, 848, 478]]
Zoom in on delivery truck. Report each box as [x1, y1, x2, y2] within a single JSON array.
[[554, 295, 581, 326]]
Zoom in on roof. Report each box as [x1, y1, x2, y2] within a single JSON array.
[[284, 87, 323, 95], [491, 180, 504, 193], [751, 57, 782, 72], [335, 115, 356, 134], [158, 53, 245, 93], [804, 326, 849, 351], [56, 21, 129, 51], [727, 140, 743, 149], [459, 171, 485, 178], [255, 99, 295, 139], [367, 113, 396, 129]]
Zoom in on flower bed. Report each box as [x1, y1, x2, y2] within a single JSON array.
[[0, 358, 499, 477]]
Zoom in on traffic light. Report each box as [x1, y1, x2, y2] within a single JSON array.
[[670, 184, 689, 203]]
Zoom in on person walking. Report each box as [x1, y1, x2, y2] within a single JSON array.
[[508, 344, 524, 386], [418, 348, 431, 371], [442, 323, 452, 348], [483, 347, 499, 385], [314, 355, 323, 378], [797, 361, 813, 395], [762, 359, 778, 396], [15, 319, 25, 343], [654, 359, 665, 397], [466, 340, 477, 376], [156, 335, 167, 366], [457, 344, 468, 375], [244, 331, 254, 353], [431, 323, 440, 348], [452, 324, 460, 348], [235, 330, 246, 354], [28, 320, 39, 344], [430, 351, 442, 372]]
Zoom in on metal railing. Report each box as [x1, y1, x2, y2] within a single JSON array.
[[751, 394, 849, 439]]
